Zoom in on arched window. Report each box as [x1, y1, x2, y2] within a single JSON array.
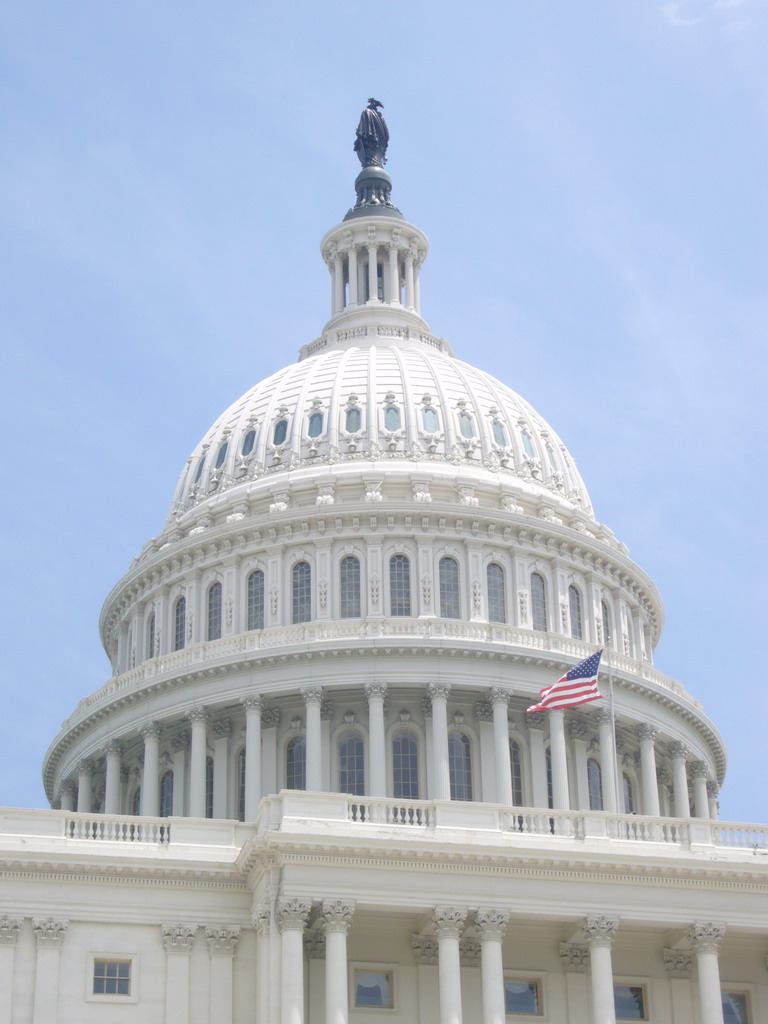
[[439, 556, 460, 619], [237, 748, 246, 821], [147, 612, 156, 660], [588, 758, 603, 811], [530, 573, 547, 632], [345, 407, 361, 433], [273, 419, 288, 446], [492, 419, 507, 446], [193, 457, 206, 485], [522, 432, 535, 459], [207, 582, 222, 641], [422, 407, 439, 432], [546, 443, 558, 474], [214, 441, 228, 469], [338, 732, 364, 795], [340, 556, 361, 618], [131, 786, 141, 816], [448, 732, 472, 801], [623, 773, 635, 814], [173, 597, 186, 651], [241, 428, 256, 456], [601, 600, 612, 647], [510, 739, 524, 806], [247, 570, 265, 631], [159, 770, 173, 818], [292, 561, 312, 624], [458, 411, 475, 438], [286, 735, 306, 790], [389, 554, 411, 616], [545, 748, 553, 810], [392, 730, 419, 799], [308, 411, 323, 438], [205, 757, 214, 818], [487, 563, 506, 623], [569, 585, 583, 640], [384, 406, 401, 431]]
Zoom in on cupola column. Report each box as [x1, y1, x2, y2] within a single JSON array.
[[594, 708, 618, 813], [302, 687, 323, 791], [366, 244, 378, 303], [321, 900, 355, 1024], [404, 250, 415, 311], [548, 710, 570, 810], [277, 898, 311, 1024], [242, 697, 263, 821], [76, 760, 94, 813], [635, 724, 660, 817], [347, 247, 359, 306], [187, 708, 210, 818], [333, 253, 344, 314], [669, 742, 690, 818], [690, 761, 711, 819], [140, 723, 162, 817], [489, 688, 513, 806], [583, 915, 619, 1024], [58, 780, 76, 812], [476, 909, 509, 1024], [103, 741, 124, 815], [689, 923, 726, 1024], [387, 244, 400, 304], [433, 907, 466, 1024], [428, 682, 452, 801], [365, 682, 388, 797]]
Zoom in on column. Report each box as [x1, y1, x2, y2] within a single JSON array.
[[404, 250, 415, 310], [76, 759, 94, 813], [433, 907, 467, 1024], [104, 742, 123, 815], [242, 697, 263, 821], [689, 923, 725, 1024], [526, 713, 548, 808], [141, 723, 162, 817], [205, 926, 241, 1024], [277, 898, 311, 1024], [254, 905, 271, 1024], [302, 687, 323, 791], [321, 900, 355, 1024], [161, 924, 198, 1024], [690, 762, 711, 819], [476, 909, 509, 1024], [583, 915, 619, 1024], [58, 780, 76, 812], [365, 683, 388, 798], [549, 710, 570, 810], [212, 719, 231, 819], [559, 944, 590, 1024], [187, 707, 209, 819], [663, 949, 694, 1023], [366, 244, 378, 302], [669, 742, 690, 819], [569, 721, 590, 810], [171, 732, 189, 816], [261, 707, 280, 797], [32, 919, 68, 1024], [707, 781, 719, 820], [347, 247, 359, 306], [414, 256, 422, 312], [0, 918, 22, 1024], [489, 689, 513, 806], [428, 682, 452, 801], [635, 724, 660, 817], [387, 244, 400, 304], [333, 253, 344, 313], [594, 709, 618, 813]]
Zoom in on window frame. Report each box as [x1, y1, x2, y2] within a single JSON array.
[[173, 596, 186, 651], [389, 553, 412, 617], [392, 729, 420, 800], [439, 555, 461, 619], [291, 560, 312, 625], [86, 953, 139, 1004], [448, 730, 473, 801], [350, 962, 397, 1011], [568, 584, 583, 640], [530, 573, 547, 632], [588, 757, 604, 811], [338, 730, 365, 796], [286, 734, 307, 791], [207, 581, 223, 641], [246, 568, 265, 631], [159, 769, 173, 818], [487, 561, 507, 624], [721, 988, 752, 1024], [339, 555, 362, 619], [503, 971, 546, 1018], [613, 981, 649, 1021]]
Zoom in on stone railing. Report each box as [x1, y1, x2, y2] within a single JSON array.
[[66, 815, 171, 844]]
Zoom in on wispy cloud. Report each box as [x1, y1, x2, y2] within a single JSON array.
[[661, 0, 749, 28]]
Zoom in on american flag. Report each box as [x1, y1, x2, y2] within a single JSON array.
[[526, 650, 603, 713]]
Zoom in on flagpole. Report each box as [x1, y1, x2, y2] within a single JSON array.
[[606, 644, 622, 813]]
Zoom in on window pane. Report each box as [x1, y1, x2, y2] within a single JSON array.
[[174, 597, 186, 651], [384, 406, 401, 431], [393, 731, 419, 799], [422, 407, 439, 432], [215, 441, 228, 469], [241, 428, 256, 456], [287, 736, 306, 790], [522, 432, 535, 458], [504, 979, 540, 1014], [273, 419, 288, 445], [93, 960, 131, 997], [545, 748, 553, 810], [292, 562, 312, 624], [193, 457, 206, 484], [458, 411, 475, 438], [207, 582, 222, 641], [601, 601, 612, 646], [487, 563, 506, 623], [355, 971, 392, 1008], [346, 407, 361, 433], [614, 985, 646, 1020], [439, 557, 460, 619], [510, 740, 524, 805], [308, 411, 323, 438], [340, 556, 361, 618], [389, 554, 411, 616], [569, 585, 583, 640], [339, 732, 364, 795], [588, 758, 603, 811], [492, 419, 507, 446], [132, 786, 141, 816], [147, 613, 155, 660], [205, 756, 214, 818], [623, 773, 634, 814], [448, 732, 472, 800], [531, 574, 547, 632], [722, 992, 749, 1024], [247, 570, 265, 631], [159, 771, 173, 818], [238, 748, 246, 821]]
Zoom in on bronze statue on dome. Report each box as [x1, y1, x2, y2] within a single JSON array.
[[354, 98, 389, 168]]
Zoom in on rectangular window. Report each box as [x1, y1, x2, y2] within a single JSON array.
[[87, 955, 138, 1003], [354, 969, 394, 1008], [504, 978, 542, 1015], [614, 984, 647, 1020], [722, 991, 750, 1024]]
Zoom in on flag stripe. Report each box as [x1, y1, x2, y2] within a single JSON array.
[[526, 650, 603, 714]]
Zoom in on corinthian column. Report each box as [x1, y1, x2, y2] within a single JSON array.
[[161, 924, 198, 1024], [103, 741, 123, 814], [0, 918, 22, 1024], [428, 682, 452, 801], [302, 687, 323, 791], [689, 922, 725, 1024], [278, 898, 311, 1024], [669, 741, 690, 819], [549, 710, 570, 809], [489, 688, 513, 806], [594, 708, 618, 813], [365, 682, 388, 797], [321, 900, 355, 1024], [434, 907, 466, 1024], [476, 909, 509, 1024], [583, 915, 619, 1024], [205, 926, 240, 1024], [140, 723, 162, 817], [635, 724, 660, 816], [689, 761, 710, 819], [187, 708, 209, 818], [76, 760, 95, 813], [242, 696, 262, 820]]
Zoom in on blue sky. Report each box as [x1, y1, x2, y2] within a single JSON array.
[[1, 1, 765, 822]]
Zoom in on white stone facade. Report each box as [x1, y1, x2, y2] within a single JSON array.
[[2, 126, 766, 1024]]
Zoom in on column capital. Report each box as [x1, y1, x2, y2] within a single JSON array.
[[59, 779, 77, 797], [186, 706, 209, 725], [364, 681, 388, 701], [411, 934, 438, 964], [261, 707, 281, 728], [320, 899, 356, 935], [474, 700, 494, 723], [663, 948, 693, 978], [301, 685, 324, 706], [688, 921, 725, 954], [253, 903, 270, 937], [304, 931, 326, 959], [205, 925, 241, 956], [688, 760, 709, 780], [593, 707, 612, 727], [76, 758, 96, 776], [241, 695, 263, 713], [277, 897, 312, 932], [569, 720, 588, 740], [475, 908, 509, 941], [559, 942, 590, 973], [428, 681, 452, 702], [140, 721, 163, 739], [635, 723, 657, 743], [33, 918, 68, 948], [171, 730, 191, 751], [668, 740, 688, 759], [526, 711, 545, 730], [213, 718, 232, 738], [433, 906, 466, 939], [0, 917, 23, 946], [488, 686, 511, 708], [706, 780, 719, 797], [583, 915, 619, 948], [103, 740, 124, 757], [161, 923, 198, 953]]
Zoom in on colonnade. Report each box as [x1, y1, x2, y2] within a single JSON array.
[[326, 239, 422, 316]]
